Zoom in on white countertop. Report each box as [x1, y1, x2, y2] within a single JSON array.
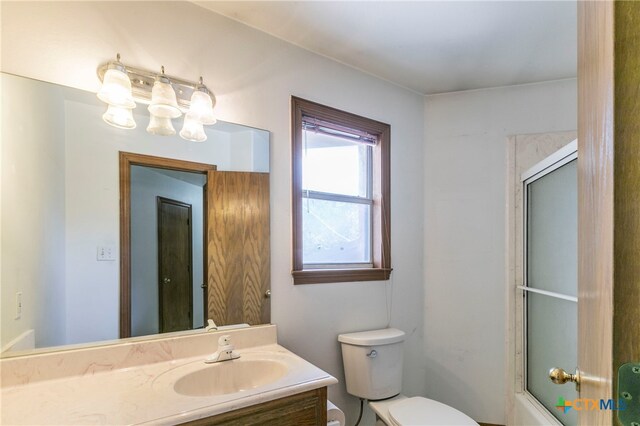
[[1, 341, 337, 425]]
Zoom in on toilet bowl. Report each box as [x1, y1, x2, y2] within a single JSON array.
[[338, 328, 478, 426], [370, 395, 477, 426]]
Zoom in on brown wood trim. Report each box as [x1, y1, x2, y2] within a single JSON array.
[[577, 2, 614, 424], [291, 98, 304, 273], [378, 124, 391, 271], [291, 96, 391, 285], [120, 152, 217, 173], [613, 2, 640, 423], [292, 268, 392, 285], [179, 387, 327, 425], [202, 180, 209, 324], [119, 152, 216, 338], [292, 96, 390, 134], [119, 153, 131, 337]]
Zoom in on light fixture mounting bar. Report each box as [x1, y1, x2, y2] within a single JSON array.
[[97, 61, 211, 111]]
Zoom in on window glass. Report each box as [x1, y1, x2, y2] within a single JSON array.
[[302, 131, 370, 198], [302, 198, 371, 264]]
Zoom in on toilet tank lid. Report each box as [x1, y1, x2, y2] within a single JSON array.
[[338, 328, 405, 346]]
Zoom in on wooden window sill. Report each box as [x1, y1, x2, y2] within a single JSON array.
[[292, 268, 392, 285]]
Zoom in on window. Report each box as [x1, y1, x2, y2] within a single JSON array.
[[291, 97, 391, 284]]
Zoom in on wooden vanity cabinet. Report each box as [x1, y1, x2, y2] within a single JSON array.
[[179, 387, 327, 426]]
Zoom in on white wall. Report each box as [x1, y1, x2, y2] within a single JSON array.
[[0, 74, 67, 349], [229, 130, 270, 172], [2, 3, 578, 423], [423, 79, 577, 424], [1, 2, 425, 423], [130, 166, 205, 337]]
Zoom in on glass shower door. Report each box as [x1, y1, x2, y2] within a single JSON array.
[[522, 148, 577, 425]]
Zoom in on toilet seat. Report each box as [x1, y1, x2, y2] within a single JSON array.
[[386, 397, 477, 426]]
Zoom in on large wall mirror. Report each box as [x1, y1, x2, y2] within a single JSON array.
[[1, 72, 271, 357]]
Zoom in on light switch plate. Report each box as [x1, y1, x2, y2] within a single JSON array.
[[97, 245, 116, 261], [15, 292, 22, 319]]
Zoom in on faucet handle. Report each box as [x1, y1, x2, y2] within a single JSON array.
[[205, 319, 218, 332], [218, 335, 232, 346]]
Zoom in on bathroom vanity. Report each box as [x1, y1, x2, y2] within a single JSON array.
[[0, 325, 336, 424]]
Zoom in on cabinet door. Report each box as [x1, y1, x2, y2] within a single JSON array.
[[180, 387, 327, 426]]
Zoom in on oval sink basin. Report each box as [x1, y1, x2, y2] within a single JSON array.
[[173, 359, 288, 397]]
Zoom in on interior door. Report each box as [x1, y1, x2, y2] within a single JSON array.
[[576, 2, 615, 424], [521, 146, 578, 425], [206, 171, 270, 326], [157, 197, 193, 333]]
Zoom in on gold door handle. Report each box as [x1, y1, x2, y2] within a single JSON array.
[[549, 367, 580, 391]]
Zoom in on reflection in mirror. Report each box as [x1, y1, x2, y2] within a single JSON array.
[[130, 165, 207, 337], [0, 72, 270, 357]]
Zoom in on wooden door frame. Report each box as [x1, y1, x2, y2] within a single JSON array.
[[157, 196, 193, 333], [119, 152, 216, 338], [577, 2, 614, 424]]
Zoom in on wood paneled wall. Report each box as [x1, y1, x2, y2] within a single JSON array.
[[613, 3, 640, 425], [206, 171, 270, 326]]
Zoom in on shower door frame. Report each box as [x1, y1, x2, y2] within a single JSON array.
[[514, 140, 577, 425]]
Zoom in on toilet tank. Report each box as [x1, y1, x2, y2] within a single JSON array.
[[338, 328, 405, 400]]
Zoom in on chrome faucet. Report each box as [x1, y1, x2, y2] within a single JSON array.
[[205, 335, 240, 363]]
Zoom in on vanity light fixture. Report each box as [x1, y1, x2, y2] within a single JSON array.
[[146, 114, 176, 136], [178, 78, 217, 142], [103, 104, 137, 130], [96, 54, 136, 129], [180, 112, 207, 142], [97, 54, 217, 140], [187, 78, 217, 125], [97, 54, 136, 109], [147, 67, 181, 136]]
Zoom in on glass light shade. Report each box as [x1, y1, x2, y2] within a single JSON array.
[[188, 90, 216, 125], [180, 113, 207, 142], [103, 105, 136, 129], [148, 78, 181, 119], [97, 68, 136, 108], [146, 114, 176, 136]]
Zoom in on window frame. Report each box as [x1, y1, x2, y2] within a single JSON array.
[[291, 96, 391, 284]]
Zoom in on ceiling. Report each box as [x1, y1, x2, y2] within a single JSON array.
[[196, 1, 577, 95]]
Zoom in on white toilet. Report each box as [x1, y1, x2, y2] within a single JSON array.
[[338, 328, 478, 426]]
